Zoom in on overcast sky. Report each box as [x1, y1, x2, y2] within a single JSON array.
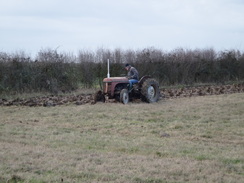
[[0, 0, 244, 55]]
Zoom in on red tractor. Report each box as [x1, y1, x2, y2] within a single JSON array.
[[94, 60, 160, 104], [94, 75, 160, 104]]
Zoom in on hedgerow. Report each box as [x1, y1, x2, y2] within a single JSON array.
[[0, 47, 243, 94]]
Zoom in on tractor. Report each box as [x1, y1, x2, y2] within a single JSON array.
[[94, 60, 160, 104]]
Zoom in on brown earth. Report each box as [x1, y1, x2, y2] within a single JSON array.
[[161, 83, 244, 98], [0, 83, 244, 107]]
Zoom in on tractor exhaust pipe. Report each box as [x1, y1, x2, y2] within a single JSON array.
[[107, 59, 110, 78]]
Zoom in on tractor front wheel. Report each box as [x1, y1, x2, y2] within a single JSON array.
[[120, 89, 129, 104], [93, 90, 105, 103]]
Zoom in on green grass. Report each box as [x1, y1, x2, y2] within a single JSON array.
[[0, 93, 244, 182]]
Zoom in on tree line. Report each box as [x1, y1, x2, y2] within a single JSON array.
[[0, 47, 244, 94]]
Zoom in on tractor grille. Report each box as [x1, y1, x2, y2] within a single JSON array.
[[104, 82, 111, 94]]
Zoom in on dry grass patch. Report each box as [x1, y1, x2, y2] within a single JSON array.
[[0, 93, 243, 182]]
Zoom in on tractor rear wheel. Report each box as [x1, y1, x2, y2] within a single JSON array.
[[120, 89, 129, 104], [141, 78, 160, 103]]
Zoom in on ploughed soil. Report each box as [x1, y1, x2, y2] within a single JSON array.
[[1, 83, 244, 107]]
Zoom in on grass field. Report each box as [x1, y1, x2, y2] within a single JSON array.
[[0, 93, 244, 183]]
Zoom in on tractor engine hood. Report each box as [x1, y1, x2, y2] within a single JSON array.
[[103, 77, 129, 97], [103, 77, 129, 83]]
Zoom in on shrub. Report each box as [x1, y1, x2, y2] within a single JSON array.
[[0, 48, 243, 94]]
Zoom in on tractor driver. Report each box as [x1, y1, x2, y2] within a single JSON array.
[[125, 63, 139, 90]]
